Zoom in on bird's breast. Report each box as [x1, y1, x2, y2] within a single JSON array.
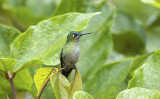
[[62, 45, 80, 67]]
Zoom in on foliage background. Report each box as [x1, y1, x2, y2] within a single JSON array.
[[0, 0, 160, 99]]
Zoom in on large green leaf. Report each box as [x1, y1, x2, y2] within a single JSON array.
[[73, 91, 93, 99], [0, 24, 20, 57], [11, 12, 99, 72], [128, 49, 160, 90], [111, 11, 146, 56], [84, 58, 133, 99], [50, 72, 70, 99], [116, 87, 160, 99]]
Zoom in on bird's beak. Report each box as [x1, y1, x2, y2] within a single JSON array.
[[80, 32, 92, 36]]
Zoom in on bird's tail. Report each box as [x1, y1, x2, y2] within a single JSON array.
[[62, 69, 73, 78]]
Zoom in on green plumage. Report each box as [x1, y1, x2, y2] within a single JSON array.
[[60, 31, 91, 77]]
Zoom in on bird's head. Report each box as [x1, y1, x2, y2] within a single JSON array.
[[67, 31, 91, 42]]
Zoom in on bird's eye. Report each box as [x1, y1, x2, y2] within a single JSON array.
[[73, 34, 78, 37]]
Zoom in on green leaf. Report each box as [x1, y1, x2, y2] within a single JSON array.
[[128, 49, 160, 90], [73, 91, 93, 99], [34, 68, 57, 95], [50, 72, 70, 99], [11, 12, 99, 72], [28, 65, 56, 99], [0, 24, 20, 57], [116, 87, 160, 99], [112, 12, 146, 56], [129, 52, 153, 76], [84, 58, 133, 99], [0, 58, 16, 74], [141, 0, 160, 8], [50, 70, 83, 99], [69, 69, 82, 99]]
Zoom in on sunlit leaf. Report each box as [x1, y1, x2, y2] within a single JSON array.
[[116, 87, 160, 99], [34, 68, 57, 95], [73, 91, 93, 99], [128, 49, 160, 90], [11, 12, 99, 72]]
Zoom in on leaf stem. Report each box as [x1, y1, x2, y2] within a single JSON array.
[[69, 68, 78, 96], [37, 67, 66, 99], [7, 71, 17, 99], [37, 77, 50, 99]]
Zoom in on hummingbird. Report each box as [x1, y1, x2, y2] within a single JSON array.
[[60, 31, 91, 78]]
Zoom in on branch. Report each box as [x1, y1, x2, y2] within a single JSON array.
[[7, 72, 17, 99], [37, 67, 66, 99]]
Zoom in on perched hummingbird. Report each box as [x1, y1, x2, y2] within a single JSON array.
[[60, 31, 91, 78]]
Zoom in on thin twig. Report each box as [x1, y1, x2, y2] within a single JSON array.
[[37, 77, 50, 99], [37, 67, 66, 99], [57, 67, 66, 72], [7, 72, 17, 99]]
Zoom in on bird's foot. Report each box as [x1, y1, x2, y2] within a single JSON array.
[[73, 65, 77, 69], [65, 66, 70, 70]]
